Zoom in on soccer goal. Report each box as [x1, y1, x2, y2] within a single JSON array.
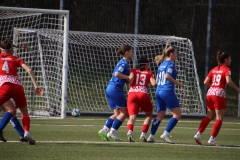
[[0, 7, 69, 118]]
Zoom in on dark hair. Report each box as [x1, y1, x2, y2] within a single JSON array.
[[154, 45, 175, 66], [217, 51, 230, 69], [0, 38, 13, 50], [117, 45, 132, 55], [137, 56, 149, 71]]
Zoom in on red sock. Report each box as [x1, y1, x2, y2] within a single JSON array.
[[211, 119, 222, 137], [198, 117, 211, 133], [127, 124, 134, 131], [142, 124, 149, 133], [22, 115, 30, 132]]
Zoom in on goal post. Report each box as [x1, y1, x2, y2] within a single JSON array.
[[0, 6, 69, 118]]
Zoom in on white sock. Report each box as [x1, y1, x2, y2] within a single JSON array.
[[197, 131, 201, 136], [110, 128, 116, 134], [102, 126, 109, 134], [163, 131, 169, 136]]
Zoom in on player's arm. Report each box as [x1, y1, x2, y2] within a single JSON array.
[[165, 74, 183, 88], [128, 72, 134, 85], [115, 72, 130, 81], [21, 63, 44, 96], [226, 76, 240, 93], [150, 77, 156, 86], [204, 77, 211, 87]]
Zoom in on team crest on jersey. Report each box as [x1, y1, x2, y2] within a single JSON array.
[[168, 68, 173, 73], [118, 67, 124, 72], [228, 71, 231, 75]]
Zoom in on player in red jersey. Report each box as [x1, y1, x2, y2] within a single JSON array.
[[0, 38, 44, 145], [194, 51, 240, 146], [126, 56, 156, 142]]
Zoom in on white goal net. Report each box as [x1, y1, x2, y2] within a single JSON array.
[[0, 7, 204, 118], [0, 7, 69, 118]]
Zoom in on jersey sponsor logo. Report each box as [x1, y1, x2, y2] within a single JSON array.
[[0, 75, 22, 86], [118, 67, 124, 72], [207, 87, 226, 98], [212, 70, 223, 73], [128, 86, 148, 93], [0, 58, 12, 60]]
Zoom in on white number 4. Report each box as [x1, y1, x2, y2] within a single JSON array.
[[2, 61, 9, 73]]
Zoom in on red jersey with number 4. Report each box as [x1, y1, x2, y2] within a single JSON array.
[[0, 53, 24, 86], [206, 65, 231, 98], [128, 68, 154, 94]]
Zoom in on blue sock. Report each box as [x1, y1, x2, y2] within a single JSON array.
[[165, 118, 178, 133], [112, 118, 122, 130], [150, 119, 161, 135], [10, 117, 24, 137], [0, 112, 13, 131], [105, 118, 114, 128]]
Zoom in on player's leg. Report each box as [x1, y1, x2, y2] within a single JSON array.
[[140, 111, 152, 142], [13, 85, 35, 145], [0, 85, 15, 142], [161, 91, 180, 144], [126, 92, 138, 142], [194, 96, 215, 145], [98, 87, 118, 141], [108, 106, 128, 141], [4, 99, 26, 142], [139, 93, 153, 142], [208, 97, 226, 146], [147, 90, 165, 142]]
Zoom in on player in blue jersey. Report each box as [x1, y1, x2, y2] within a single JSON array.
[[147, 45, 183, 144], [98, 45, 133, 141]]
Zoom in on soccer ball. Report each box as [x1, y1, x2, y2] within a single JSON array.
[[71, 109, 81, 117]]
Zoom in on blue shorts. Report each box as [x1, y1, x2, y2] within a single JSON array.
[[105, 85, 127, 110], [155, 90, 180, 111]]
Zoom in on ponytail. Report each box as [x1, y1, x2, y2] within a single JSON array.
[[155, 44, 175, 66]]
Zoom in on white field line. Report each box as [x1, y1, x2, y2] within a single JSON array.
[[12, 124, 240, 131], [6, 140, 240, 149]]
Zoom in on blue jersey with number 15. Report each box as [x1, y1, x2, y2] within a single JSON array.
[[156, 60, 177, 91]]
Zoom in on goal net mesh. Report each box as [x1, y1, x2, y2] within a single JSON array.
[[0, 7, 204, 117]]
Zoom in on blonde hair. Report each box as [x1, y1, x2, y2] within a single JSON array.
[[154, 45, 175, 66]]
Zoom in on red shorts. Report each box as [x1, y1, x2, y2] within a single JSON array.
[[127, 92, 153, 116], [0, 82, 27, 108], [206, 95, 226, 110]]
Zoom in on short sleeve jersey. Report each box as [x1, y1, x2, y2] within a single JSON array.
[[156, 60, 177, 91], [108, 58, 130, 89], [0, 53, 24, 86], [128, 68, 154, 94], [206, 65, 231, 98]]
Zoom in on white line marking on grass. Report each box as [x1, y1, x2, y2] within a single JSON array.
[[6, 140, 240, 149], [25, 124, 240, 131]]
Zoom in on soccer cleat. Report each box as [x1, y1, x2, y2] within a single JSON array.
[[98, 130, 109, 141], [147, 135, 155, 143], [0, 131, 7, 142], [160, 134, 174, 144], [140, 133, 147, 142], [24, 133, 36, 145], [127, 131, 135, 142], [19, 137, 28, 142], [208, 138, 219, 146], [194, 134, 202, 145], [107, 132, 122, 141]]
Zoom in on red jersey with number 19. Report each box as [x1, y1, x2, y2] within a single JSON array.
[[128, 68, 154, 94], [0, 53, 24, 86], [206, 65, 231, 98]]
